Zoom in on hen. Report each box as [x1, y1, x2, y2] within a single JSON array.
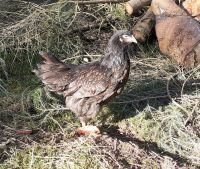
[[34, 30, 137, 136]]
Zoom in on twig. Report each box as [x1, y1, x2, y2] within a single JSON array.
[[68, 0, 129, 4], [184, 99, 200, 126], [181, 65, 200, 98], [166, 76, 174, 101], [172, 100, 190, 115]]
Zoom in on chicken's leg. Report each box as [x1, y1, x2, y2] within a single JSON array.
[[76, 119, 100, 137]]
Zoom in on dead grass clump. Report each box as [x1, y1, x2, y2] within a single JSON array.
[[2, 133, 183, 169], [0, 1, 129, 59], [0, 1, 78, 55], [1, 135, 125, 169], [122, 55, 200, 166], [157, 95, 200, 165]]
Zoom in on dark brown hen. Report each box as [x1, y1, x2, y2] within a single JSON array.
[[34, 30, 137, 136]]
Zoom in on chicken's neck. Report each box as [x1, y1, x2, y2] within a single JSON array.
[[100, 43, 129, 69]]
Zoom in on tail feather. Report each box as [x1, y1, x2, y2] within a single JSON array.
[[33, 51, 72, 93], [39, 51, 61, 64]]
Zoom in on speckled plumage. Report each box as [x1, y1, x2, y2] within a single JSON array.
[[34, 30, 136, 125]]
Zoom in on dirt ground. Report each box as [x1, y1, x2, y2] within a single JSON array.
[[1, 1, 200, 169]]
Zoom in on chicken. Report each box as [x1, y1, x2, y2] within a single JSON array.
[[33, 30, 137, 136]]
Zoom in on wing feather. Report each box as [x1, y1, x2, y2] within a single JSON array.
[[65, 64, 112, 98], [34, 52, 112, 97]]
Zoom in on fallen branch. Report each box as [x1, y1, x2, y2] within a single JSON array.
[[16, 129, 33, 135], [68, 0, 129, 4], [131, 7, 155, 43], [125, 0, 151, 15]]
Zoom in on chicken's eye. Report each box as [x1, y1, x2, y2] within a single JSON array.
[[123, 35, 128, 38]]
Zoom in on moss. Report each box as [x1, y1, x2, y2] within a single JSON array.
[[112, 4, 127, 21], [126, 109, 160, 141], [2, 145, 58, 169], [1, 139, 105, 169], [31, 87, 45, 112]]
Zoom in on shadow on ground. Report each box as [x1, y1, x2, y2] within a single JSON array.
[[101, 76, 200, 123], [99, 125, 191, 168]]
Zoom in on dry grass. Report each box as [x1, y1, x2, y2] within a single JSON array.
[[0, 0, 129, 57], [118, 54, 200, 166], [0, 0, 200, 168], [0, 1, 76, 55]]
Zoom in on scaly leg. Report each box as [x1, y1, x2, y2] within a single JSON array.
[[80, 120, 86, 127]]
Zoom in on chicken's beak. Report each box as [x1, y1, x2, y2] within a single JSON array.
[[130, 35, 137, 44]]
